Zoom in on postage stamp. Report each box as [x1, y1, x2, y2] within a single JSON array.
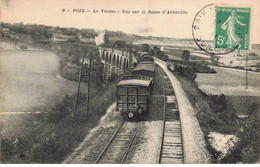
[[215, 7, 251, 50]]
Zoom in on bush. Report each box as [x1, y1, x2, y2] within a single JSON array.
[[208, 94, 227, 113], [46, 94, 77, 123], [174, 64, 197, 81]]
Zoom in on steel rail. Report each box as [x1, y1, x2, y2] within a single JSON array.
[[94, 120, 125, 164], [157, 66, 166, 164], [120, 122, 140, 164], [94, 120, 140, 164]]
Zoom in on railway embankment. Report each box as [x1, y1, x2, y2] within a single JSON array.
[[155, 58, 211, 163], [164, 59, 259, 163]]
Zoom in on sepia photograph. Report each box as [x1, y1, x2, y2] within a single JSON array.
[[0, 0, 259, 164]]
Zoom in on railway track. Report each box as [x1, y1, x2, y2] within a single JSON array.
[[94, 121, 140, 164], [157, 67, 184, 164]]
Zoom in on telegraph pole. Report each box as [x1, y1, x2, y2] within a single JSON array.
[[129, 44, 132, 69], [246, 53, 248, 89], [73, 50, 86, 119], [87, 52, 92, 114], [0, 121, 2, 164]]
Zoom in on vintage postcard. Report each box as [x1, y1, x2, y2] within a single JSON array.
[[0, 0, 259, 164]]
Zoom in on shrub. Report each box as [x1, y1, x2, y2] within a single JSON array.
[[208, 94, 228, 113], [174, 64, 197, 81]]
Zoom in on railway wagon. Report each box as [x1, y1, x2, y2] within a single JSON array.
[[116, 75, 153, 121], [133, 53, 155, 78], [139, 53, 154, 62], [133, 62, 155, 78]]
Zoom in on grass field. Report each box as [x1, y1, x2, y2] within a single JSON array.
[[164, 48, 207, 61], [196, 66, 260, 96]]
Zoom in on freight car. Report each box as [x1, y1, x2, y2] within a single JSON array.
[[116, 75, 153, 121], [116, 53, 155, 121]]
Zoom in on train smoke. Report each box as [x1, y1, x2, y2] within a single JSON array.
[[95, 31, 105, 46]]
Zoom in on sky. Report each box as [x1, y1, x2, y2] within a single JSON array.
[[1, 0, 260, 43]]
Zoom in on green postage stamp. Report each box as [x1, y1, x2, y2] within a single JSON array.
[[215, 6, 251, 50]]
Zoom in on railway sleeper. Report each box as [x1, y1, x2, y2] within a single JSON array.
[[161, 156, 183, 159], [164, 130, 181, 133], [163, 143, 183, 146], [165, 126, 180, 129], [164, 129, 181, 132], [164, 131, 181, 134], [162, 145, 183, 149], [165, 122, 180, 125], [165, 129, 180, 133], [164, 133, 181, 136], [162, 148, 183, 154], [162, 148, 183, 152], [166, 111, 179, 116], [163, 145, 183, 148], [162, 152, 183, 156], [163, 140, 182, 144], [164, 134, 182, 138], [164, 135, 182, 139], [165, 117, 179, 121], [164, 130, 181, 134], [160, 159, 183, 164], [161, 158, 183, 163], [164, 139, 182, 143]]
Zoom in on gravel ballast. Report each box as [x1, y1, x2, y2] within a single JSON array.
[[125, 121, 163, 164]]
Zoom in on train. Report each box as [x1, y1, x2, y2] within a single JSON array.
[[116, 52, 155, 121]]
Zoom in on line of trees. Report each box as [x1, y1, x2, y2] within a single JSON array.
[[0, 22, 98, 40]]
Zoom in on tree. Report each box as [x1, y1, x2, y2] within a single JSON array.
[[142, 44, 150, 52], [104, 33, 109, 47], [81, 56, 104, 88], [181, 50, 190, 62], [114, 40, 126, 49]]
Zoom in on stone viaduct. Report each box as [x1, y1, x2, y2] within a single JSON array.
[[99, 47, 137, 79]]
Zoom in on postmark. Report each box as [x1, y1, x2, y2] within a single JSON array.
[[215, 6, 251, 50], [192, 4, 252, 55]]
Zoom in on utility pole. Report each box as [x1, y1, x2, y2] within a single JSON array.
[[246, 53, 248, 89], [0, 121, 3, 164], [73, 50, 86, 119], [87, 52, 92, 114], [129, 44, 132, 69]]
